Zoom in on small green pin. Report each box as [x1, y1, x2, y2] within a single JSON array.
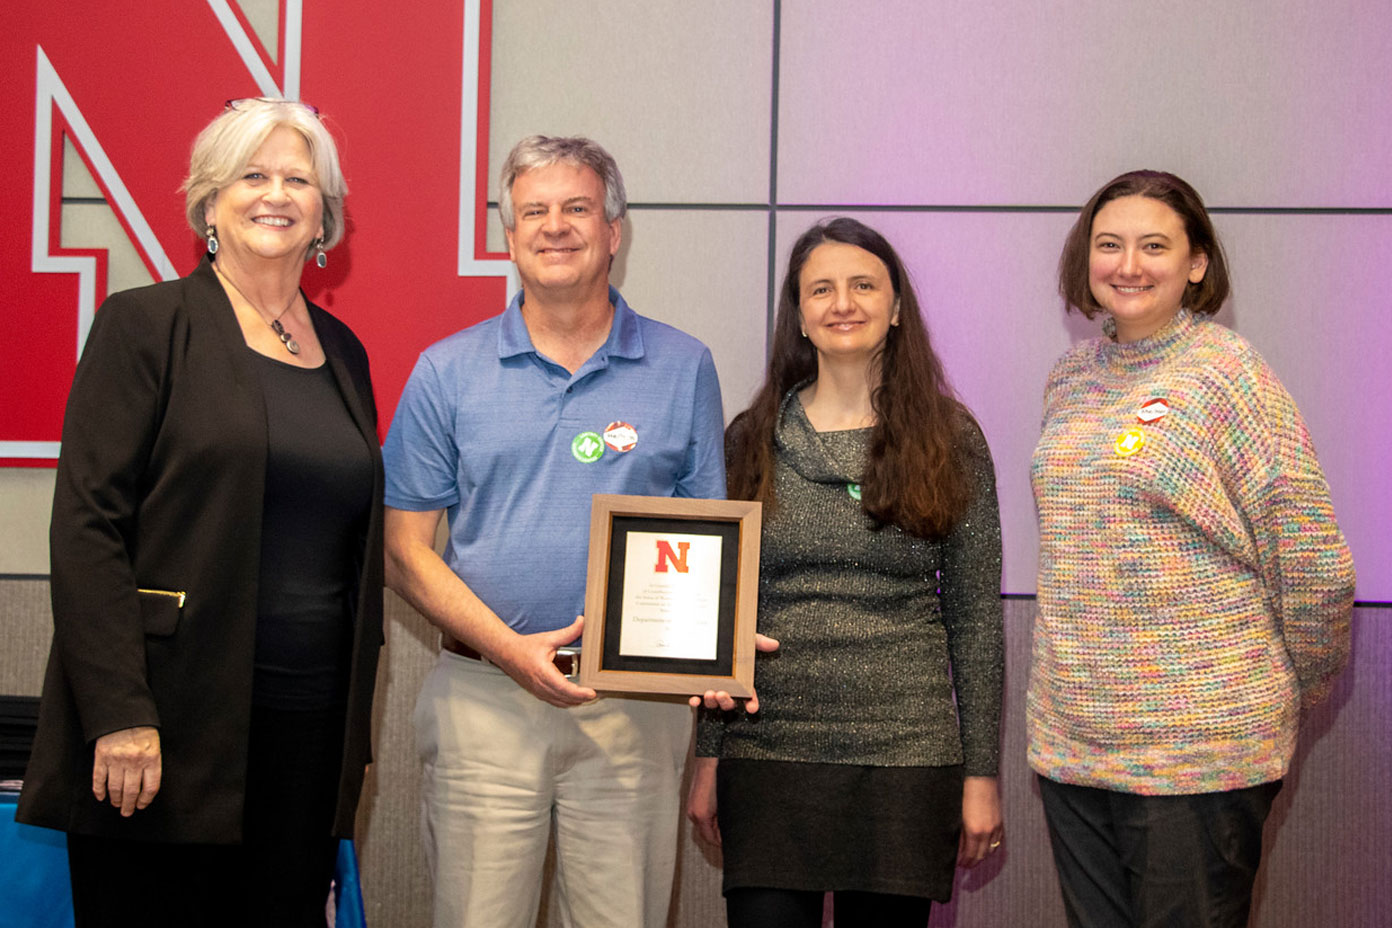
[[846, 483, 861, 500], [572, 431, 605, 463]]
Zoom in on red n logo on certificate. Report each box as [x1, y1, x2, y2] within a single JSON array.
[[582, 496, 760, 697], [654, 540, 691, 574]]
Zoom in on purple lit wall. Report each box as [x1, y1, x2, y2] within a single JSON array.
[[773, 1, 1391, 598], [772, 212, 1392, 598], [777, 1, 1391, 208]]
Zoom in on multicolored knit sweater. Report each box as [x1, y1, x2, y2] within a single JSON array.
[[1027, 309, 1354, 795]]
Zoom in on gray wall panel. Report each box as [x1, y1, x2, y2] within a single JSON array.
[[777, 0, 1392, 207], [487, 1, 772, 206]]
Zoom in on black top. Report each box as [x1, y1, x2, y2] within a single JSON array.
[[251, 352, 374, 710]]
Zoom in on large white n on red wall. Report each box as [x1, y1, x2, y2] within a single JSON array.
[[2, 0, 511, 465]]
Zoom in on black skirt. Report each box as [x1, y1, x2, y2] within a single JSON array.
[[716, 758, 964, 902]]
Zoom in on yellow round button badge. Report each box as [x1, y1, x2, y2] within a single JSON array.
[[1114, 427, 1146, 457]]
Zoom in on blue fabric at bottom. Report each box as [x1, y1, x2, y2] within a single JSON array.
[[1, 792, 365, 928], [334, 838, 367, 928], [0, 791, 74, 928]]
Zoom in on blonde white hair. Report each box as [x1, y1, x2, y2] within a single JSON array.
[[182, 98, 348, 253]]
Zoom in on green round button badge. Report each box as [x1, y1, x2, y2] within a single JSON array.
[[846, 483, 861, 500], [572, 431, 605, 463]]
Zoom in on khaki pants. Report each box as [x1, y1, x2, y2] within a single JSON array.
[[414, 648, 691, 928]]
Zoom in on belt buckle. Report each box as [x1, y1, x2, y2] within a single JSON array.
[[554, 648, 580, 679]]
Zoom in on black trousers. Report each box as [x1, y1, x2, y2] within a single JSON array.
[[67, 705, 344, 928], [1037, 775, 1282, 928]]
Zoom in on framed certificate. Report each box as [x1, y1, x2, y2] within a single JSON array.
[[579, 494, 761, 696]]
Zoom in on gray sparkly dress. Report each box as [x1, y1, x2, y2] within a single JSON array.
[[698, 389, 1004, 900]]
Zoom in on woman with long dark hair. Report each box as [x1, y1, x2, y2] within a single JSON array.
[[689, 218, 1005, 927]]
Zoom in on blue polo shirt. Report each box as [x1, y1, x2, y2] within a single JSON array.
[[383, 287, 726, 636]]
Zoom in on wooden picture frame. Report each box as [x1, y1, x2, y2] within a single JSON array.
[[579, 494, 761, 696]]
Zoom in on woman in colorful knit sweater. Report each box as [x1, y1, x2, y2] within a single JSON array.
[[1029, 170, 1355, 927], [688, 218, 1006, 928]]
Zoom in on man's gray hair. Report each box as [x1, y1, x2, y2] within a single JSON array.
[[498, 135, 627, 231]]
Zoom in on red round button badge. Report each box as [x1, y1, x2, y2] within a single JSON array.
[[1137, 398, 1170, 423], [603, 421, 638, 453]]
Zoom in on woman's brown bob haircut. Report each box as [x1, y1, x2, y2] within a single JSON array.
[[1058, 170, 1230, 318]]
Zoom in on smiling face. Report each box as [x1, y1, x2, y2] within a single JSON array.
[[798, 241, 900, 364], [504, 161, 621, 301], [1088, 194, 1209, 342], [203, 125, 324, 268]]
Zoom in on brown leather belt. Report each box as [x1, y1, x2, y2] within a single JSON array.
[[441, 635, 580, 677]]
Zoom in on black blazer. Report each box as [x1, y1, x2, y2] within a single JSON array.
[[18, 258, 384, 843]]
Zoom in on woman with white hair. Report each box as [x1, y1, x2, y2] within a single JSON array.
[[19, 97, 384, 928]]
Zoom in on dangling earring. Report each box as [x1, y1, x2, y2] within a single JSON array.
[[205, 225, 219, 256], [313, 238, 327, 269]]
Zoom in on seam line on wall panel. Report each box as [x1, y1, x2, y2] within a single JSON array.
[[778, 204, 1080, 214], [765, 0, 781, 352], [778, 204, 1392, 215], [492, 202, 1392, 216], [485, 201, 771, 212], [0, 574, 52, 582], [1210, 207, 1392, 214], [627, 202, 770, 211]]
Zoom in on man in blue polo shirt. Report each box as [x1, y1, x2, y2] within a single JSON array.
[[382, 136, 725, 928]]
